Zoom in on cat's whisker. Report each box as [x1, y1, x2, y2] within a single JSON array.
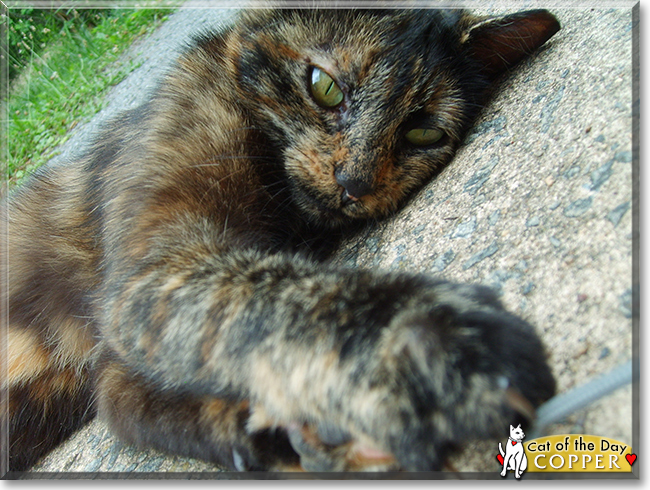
[[190, 155, 270, 168], [223, 126, 263, 134]]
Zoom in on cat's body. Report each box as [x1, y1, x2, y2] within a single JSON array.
[[499, 424, 528, 479], [2, 9, 560, 473]]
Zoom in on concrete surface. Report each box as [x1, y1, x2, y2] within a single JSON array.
[[18, 1, 637, 478]]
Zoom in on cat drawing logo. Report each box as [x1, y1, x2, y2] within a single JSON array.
[[497, 424, 528, 479]]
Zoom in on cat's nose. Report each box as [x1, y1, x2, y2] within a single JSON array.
[[335, 169, 374, 204]]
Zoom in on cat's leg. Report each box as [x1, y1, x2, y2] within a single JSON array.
[[1, 167, 100, 471], [3, 326, 95, 471], [513, 453, 522, 479], [500, 453, 510, 477], [95, 346, 302, 471], [96, 345, 406, 472], [102, 243, 555, 471], [517, 451, 527, 478]]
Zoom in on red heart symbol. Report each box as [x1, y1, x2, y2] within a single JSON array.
[[512, 441, 517, 446], [497, 454, 504, 465], [625, 454, 637, 466]]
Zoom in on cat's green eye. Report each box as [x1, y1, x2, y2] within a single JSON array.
[[405, 128, 445, 147], [310, 67, 344, 108]]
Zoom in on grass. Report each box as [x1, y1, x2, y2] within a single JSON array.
[[2, 7, 173, 188]]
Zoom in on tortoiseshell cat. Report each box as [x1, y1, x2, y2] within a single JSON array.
[[2, 9, 560, 473]]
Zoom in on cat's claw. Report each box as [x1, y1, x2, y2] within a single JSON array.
[[232, 449, 247, 471], [286, 423, 343, 471], [286, 422, 398, 472]]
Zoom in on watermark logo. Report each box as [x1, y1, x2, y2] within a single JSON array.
[[497, 430, 636, 476]]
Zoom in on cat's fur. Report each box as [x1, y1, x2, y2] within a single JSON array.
[[1, 9, 560, 473]]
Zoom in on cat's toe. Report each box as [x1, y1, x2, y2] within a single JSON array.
[[286, 423, 398, 472]]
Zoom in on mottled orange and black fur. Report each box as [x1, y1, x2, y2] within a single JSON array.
[[1, 9, 560, 474]]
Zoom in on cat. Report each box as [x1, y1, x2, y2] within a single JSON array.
[[1, 8, 560, 474], [499, 424, 528, 479]]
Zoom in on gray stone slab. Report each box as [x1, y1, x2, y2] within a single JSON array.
[[24, 1, 637, 477]]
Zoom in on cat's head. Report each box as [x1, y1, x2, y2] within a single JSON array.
[[510, 424, 525, 440], [234, 9, 559, 226]]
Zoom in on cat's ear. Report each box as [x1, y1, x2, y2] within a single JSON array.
[[462, 10, 560, 80]]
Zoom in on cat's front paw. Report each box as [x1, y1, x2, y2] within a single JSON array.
[[250, 280, 555, 472], [364, 281, 556, 470], [302, 281, 555, 472]]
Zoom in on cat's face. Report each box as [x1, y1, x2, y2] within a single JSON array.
[[510, 424, 525, 440], [235, 10, 489, 226]]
